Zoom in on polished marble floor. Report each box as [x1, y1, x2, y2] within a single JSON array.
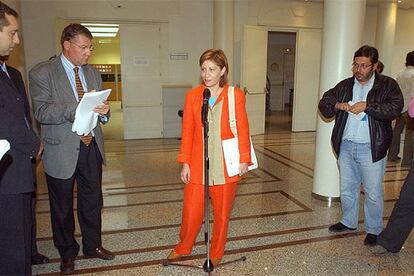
[[32, 110, 414, 275]]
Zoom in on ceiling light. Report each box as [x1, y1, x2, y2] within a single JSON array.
[[92, 33, 117, 38], [81, 23, 119, 27], [87, 27, 119, 33], [81, 23, 119, 38]]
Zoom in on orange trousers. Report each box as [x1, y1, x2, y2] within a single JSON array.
[[174, 181, 237, 260]]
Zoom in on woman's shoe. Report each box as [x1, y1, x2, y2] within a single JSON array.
[[211, 258, 222, 267], [167, 250, 182, 262]]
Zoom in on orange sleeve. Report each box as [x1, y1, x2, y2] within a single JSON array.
[[234, 87, 251, 164], [177, 91, 195, 164]]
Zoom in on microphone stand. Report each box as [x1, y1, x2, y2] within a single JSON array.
[[201, 104, 213, 272]]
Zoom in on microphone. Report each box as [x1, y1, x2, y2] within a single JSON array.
[[201, 88, 211, 124]]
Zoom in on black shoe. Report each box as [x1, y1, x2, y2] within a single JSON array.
[[364, 233, 378, 246], [328, 222, 357, 233], [370, 244, 389, 255], [84, 246, 115, 260], [31, 253, 49, 265], [60, 258, 75, 275]]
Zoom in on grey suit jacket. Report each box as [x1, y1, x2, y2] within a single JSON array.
[[29, 55, 106, 179]]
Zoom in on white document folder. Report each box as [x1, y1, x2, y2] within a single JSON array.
[[222, 137, 258, 177], [72, 89, 111, 135], [0, 139, 10, 159]]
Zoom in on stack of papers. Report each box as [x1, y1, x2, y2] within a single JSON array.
[[347, 101, 366, 121], [72, 89, 111, 135], [222, 137, 258, 177], [0, 139, 10, 159]]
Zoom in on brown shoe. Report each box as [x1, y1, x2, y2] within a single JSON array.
[[167, 250, 183, 261], [84, 247, 115, 260], [60, 258, 75, 275], [211, 258, 222, 267]]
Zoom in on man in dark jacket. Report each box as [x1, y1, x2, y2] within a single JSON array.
[[0, 2, 42, 275], [319, 45, 403, 246]]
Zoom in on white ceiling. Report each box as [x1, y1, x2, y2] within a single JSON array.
[[307, 0, 414, 9], [370, 0, 414, 9]]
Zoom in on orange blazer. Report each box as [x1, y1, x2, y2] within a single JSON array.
[[178, 84, 251, 184]]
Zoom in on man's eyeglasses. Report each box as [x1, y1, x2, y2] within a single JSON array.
[[70, 42, 94, 52], [352, 62, 373, 70]]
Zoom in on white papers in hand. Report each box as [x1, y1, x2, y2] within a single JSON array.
[[72, 89, 111, 135], [347, 101, 366, 121], [0, 139, 10, 159], [222, 137, 258, 177]]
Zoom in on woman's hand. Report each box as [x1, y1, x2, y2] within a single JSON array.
[[239, 163, 248, 176], [181, 163, 191, 184]]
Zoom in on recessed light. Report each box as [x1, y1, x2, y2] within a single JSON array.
[[92, 33, 117, 38]]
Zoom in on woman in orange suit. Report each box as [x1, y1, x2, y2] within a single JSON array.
[[167, 49, 251, 266]]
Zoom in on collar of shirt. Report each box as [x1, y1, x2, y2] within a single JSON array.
[[354, 72, 375, 90], [352, 73, 375, 102], [354, 73, 375, 89], [60, 54, 88, 100], [60, 54, 82, 75]]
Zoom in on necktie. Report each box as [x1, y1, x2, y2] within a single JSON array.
[[74, 67, 93, 146], [0, 63, 9, 78]]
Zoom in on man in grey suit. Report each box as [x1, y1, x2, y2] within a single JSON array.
[[29, 23, 114, 274]]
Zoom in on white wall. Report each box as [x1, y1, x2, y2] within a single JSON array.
[[17, 0, 414, 134], [234, 0, 324, 131], [3, 0, 26, 77], [20, 0, 212, 89], [391, 8, 414, 78]]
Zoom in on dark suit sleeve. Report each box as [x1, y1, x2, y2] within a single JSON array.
[[319, 86, 341, 119], [0, 81, 40, 157], [365, 77, 404, 121], [7, 67, 32, 123]]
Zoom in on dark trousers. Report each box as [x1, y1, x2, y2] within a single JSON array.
[[31, 191, 38, 256], [377, 166, 414, 252], [388, 113, 405, 159], [46, 140, 103, 259], [0, 193, 32, 275], [31, 157, 40, 257]]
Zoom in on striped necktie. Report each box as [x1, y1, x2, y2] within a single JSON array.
[[74, 66, 93, 146]]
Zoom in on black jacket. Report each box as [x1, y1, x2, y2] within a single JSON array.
[[0, 65, 40, 194], [319, 73, 403, 162]]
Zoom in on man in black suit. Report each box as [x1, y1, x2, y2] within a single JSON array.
[[0, 2, 42, 275], [0, 55, 50, 267]]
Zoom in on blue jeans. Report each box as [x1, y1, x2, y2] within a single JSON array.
[[338, 140, 386, 235]]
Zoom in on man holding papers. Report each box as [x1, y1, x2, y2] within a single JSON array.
[[29, 23, 113, 274], [318, 45, 403, 247]]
